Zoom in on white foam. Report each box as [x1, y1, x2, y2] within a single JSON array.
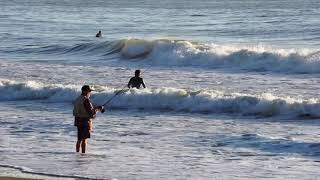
[[0, 79, 79, 102], [147, 40, 320, 73], [1, 79, 319, 118]]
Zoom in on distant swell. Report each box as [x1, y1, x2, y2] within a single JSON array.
[[4, 38, 320, 74], [1, 79, 319, 118]]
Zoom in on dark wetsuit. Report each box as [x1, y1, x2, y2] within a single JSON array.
[[127, 77, 146, 89], [96, 31, 102, 37]]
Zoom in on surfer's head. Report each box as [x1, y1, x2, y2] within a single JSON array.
[[96, 30, 102, 37], [135, 70, 141, 77]]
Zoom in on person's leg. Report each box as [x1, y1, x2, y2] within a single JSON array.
[[76, 126, 82, 152], [89, 120, 93, 132], [81, 139, 87, 153], [76, 140, 81, 152]]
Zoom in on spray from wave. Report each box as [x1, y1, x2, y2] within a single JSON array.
[[1, 79, 319, 118]]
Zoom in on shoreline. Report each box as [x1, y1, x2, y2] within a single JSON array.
[[0, 166, 76, 180], [0, 177, 37, 180]]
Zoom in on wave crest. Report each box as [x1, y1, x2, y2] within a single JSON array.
[[1, 79, 319, 118], [5, 38, 320, 74]]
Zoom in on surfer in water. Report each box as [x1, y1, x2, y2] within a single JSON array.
[[127, 70, 146, 89], [73, 85, 104, 153], [96, 30, 102, 38]]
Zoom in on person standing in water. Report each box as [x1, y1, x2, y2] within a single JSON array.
[[73, 85, 104, 153], [127, 70, 146, 89], [96, 30, 102, 38]]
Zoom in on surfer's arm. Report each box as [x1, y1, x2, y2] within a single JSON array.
[[141, 79, 146, 88], [127, 77, 133, 88]]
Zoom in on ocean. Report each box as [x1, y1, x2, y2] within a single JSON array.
[[0, 0, 320, 179]]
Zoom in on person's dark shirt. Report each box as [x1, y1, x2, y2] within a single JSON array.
[[74, 95, 96, 127], [84, 98, 96, 118], [127, 77, 146, 89]]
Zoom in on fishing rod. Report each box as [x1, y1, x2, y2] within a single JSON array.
[[102, 85, 128, 107], [100, 66, 152, 110]]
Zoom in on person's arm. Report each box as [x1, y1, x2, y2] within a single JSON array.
[[127, 77, 133, 88], [141, 78, 146, 88], [83, 98, 97, 118]]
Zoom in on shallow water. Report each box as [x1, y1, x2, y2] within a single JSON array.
[[1, 101, 320, 179]]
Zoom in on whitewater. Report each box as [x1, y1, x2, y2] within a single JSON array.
[[1, 0, 320, 179]]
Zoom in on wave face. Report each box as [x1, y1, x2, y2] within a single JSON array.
[[1, 79, 319, 118], [4, 38, 320, 74]]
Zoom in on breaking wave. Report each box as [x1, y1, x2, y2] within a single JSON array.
[[1, 79, 319, 118], [4, 38, 320, 74]]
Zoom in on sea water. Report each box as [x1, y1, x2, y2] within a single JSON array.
[[0, 0, 320, 179]]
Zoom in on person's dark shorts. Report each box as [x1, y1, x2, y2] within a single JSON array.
[[75, 117, 91, 140], [77, 126, 90, 140]]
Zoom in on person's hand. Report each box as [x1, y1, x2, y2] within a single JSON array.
[[95, 106, 102, 111], [96, 106, 105, 113], [100, 106, 105, 113]]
